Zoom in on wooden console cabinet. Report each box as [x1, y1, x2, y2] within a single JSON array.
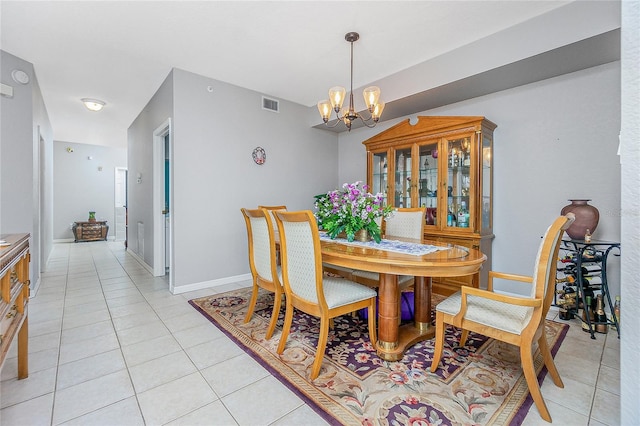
[[0, 233, 30, 379], [73, 221, 108, 242]]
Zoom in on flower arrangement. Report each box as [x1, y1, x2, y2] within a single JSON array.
[[315, 181, 393, 243]]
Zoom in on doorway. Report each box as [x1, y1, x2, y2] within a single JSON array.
[[114, 167, 127, 242], [153, 119, 173, 290]]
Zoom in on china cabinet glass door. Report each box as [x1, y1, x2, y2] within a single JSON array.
[[394, 147, 412, 208], [445, 136, 472, 230], [482, 134, 493, 230], [418, 143, 439, 225], [372, 151, 388, 205]]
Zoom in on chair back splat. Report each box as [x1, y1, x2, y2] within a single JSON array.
[[430, 213, 575, 423], [351, 207, 426, 292], [274, 210, 378, 380], [384, 207, 426, 240]]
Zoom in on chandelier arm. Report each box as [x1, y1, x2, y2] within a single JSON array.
[[323, 118, 343, 129], [358, 115, 378, 128]]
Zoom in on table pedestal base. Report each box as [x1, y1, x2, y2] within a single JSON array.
[[375, 275, 434, 361], [376, 323, 435, 361]]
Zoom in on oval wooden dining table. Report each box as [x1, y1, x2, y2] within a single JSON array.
[[320, 237, 487, 361]]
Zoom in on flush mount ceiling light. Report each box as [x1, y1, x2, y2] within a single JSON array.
[[317, 32, 384, 131], [81, 98, 106, 112]]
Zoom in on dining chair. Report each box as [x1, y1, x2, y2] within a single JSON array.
[[274, 210, 378, 380], [258, 205, 287, 228], [258, 205, 287, 263], [430, 213, 575, 423], [240, 208, 284, 340], [351, 207, 426, 290]]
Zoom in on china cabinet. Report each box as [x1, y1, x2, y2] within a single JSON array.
[[363, 116, 496, 295]]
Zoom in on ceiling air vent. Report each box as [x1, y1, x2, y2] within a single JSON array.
[[262, 96, 279, 113]]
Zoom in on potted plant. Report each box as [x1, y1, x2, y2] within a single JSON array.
[[88, 211, 96, 222], [315, 181, 393, 243]]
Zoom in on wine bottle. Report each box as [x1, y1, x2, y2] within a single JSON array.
[[595, 294, 608, 333], [614, 295, 621, 329], [581, 295, 594, 333]]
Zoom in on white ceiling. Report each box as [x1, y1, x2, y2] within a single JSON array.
[[1, 1, 571, 149]]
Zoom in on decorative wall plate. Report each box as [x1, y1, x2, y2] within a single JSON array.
[[252, 147, 266, 165]]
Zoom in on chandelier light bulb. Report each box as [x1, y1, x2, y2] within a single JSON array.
[[371, 101, 385, 122], [317, 100, 333, 122], [363, 86, 380, 111], [329, 87, 346, 112]]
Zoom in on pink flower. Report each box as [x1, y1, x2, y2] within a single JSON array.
[[404, 396, 419, 405], [355, 353, 371, 363]]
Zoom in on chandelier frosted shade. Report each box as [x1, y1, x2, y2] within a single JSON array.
[[371, 101, 385, 121], [363, 86, 380, 111], [317, 100, 333, 122], [329, 86, 346, 111], [318, 32, 384, 131]]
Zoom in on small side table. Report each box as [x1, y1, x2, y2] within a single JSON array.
[[73, 221, 108, 242]]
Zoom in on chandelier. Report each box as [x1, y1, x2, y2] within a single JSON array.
[[317, 32, 384, 131]]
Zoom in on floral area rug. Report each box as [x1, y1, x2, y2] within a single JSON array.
[[189, 288, 568, 426]]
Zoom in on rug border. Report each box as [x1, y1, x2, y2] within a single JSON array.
[[188, 298, 344, 426]]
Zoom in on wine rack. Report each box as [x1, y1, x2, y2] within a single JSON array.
[[554, 239, 620, 339]]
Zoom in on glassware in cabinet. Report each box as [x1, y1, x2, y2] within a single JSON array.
[[418, 143, 438, 225], [394, 147, 413, 208], [445, 136, 472, 230], [372, 151, 388, 205]]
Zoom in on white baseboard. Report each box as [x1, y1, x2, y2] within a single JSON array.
[[126, 248, 154, 274], [171, 273, 252, 295], [53, 238, 75, 243]]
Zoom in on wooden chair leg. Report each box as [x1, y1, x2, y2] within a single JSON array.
[[538, 333, 563, 388], [520, 342, 552, 422], [367, 302, 377, 345], [277, 302, 294, 354], [430, 312, 445, 373], [459, 329, 469, 347], [311, 316, 330, 380], [265, 292, 282, 340], [244, 281, 259, 323]]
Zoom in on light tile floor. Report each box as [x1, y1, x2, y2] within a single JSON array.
[[0, 241, 620, 425]]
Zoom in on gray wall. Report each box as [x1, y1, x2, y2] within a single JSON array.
[[52, 141, 126, 240], [127, 69, 174, 265], [128, 68, 338, 291], [1, 50, 53, 292], [338, 62, 621, 298]]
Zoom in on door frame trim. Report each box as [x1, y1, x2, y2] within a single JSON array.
[[152, 118, 172, 290]]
